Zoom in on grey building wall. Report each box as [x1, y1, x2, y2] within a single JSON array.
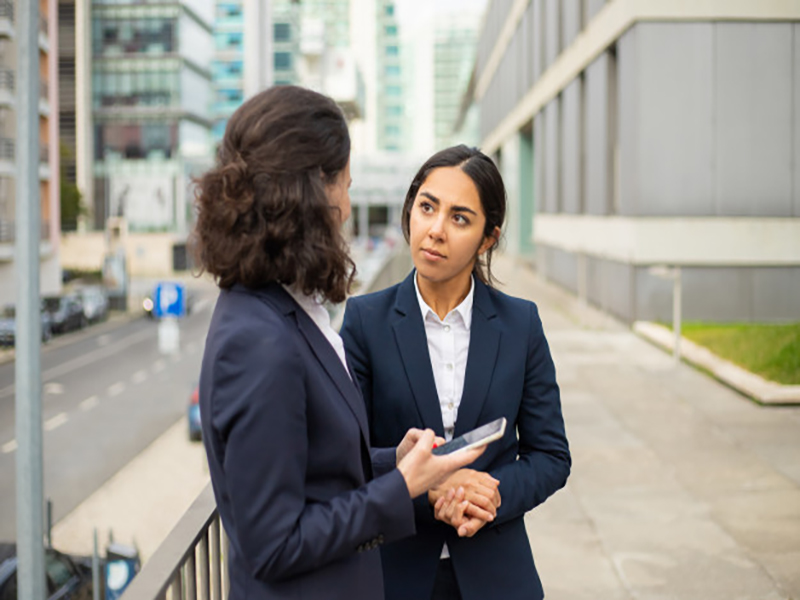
[[544, 0, 560, 69], [561, 78, 582, 214], [584, 52, 612, 215], [562, 0, 582, 49], [585, 0, 606, 21], [543, 97, 560, 213], [795, 24, 800, 217], [531, 0, 544, 81]]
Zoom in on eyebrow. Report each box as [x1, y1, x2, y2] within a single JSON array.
[[419, 191, 478, 216]]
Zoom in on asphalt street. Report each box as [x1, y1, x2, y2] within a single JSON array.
[[0, 288, 217, 540]]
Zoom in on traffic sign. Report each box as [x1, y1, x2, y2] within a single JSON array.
[[153, 282, 186, 319]]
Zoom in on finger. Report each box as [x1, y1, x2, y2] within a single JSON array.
[[464, 493, 496, 517], [458, 517, 487, 538], [474, 472, 500, 488], [434, 436, 446, 447], [463, 502, 494, 522], [494, 489, 502, 508]]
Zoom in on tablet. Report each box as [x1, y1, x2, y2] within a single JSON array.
[[431, 417, 507, 456]]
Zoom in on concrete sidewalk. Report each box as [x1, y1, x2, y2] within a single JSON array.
[[490, 255, 800, 600], [52, 253, 800, 598]]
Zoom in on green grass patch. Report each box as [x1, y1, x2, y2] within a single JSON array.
[[675, 322, 800, 385]]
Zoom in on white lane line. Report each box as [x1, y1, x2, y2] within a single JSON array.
[[108, 382, 125, 397], [0, 328, 154, 399], [2, 440, 17, 454], [44, 382, 65, 395], [152, 360, 166, 374], [131, 370, 148, 384], [80, 395, 99, 411], [44, 413, 68, 432]]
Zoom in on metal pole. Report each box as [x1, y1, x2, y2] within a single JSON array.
[[92, 528, 101, 600], [15, 0, 45, 598], [673, 267, 682, 365], [46, 498, 52, 548]]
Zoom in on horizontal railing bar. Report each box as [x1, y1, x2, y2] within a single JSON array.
[[121, 483, 218, 600]]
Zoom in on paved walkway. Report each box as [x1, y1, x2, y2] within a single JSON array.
[[52, 253, 800, 599], [490, 256, 800, 600]]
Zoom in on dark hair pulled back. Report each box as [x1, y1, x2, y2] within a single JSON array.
[[401, 145, 506, 286], [191, 85, 355, 303]]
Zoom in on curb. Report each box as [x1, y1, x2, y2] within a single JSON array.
[[633, 321, 800, 406]]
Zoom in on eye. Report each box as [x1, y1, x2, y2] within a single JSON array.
[[419, 201, 434, 214], [453, 213, 469, 226]]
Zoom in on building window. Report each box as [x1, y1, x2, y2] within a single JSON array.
[[274, 22, 291, 42], [385, 65, 400, 76], [387, 105, 402, 116], [386, 85, 401, 96], [385, 125, 400, 136], [385, 45, 399, 57], [274, 52, 292, 70], [385, 4, 395, 16], [385, 25, 397, 35]]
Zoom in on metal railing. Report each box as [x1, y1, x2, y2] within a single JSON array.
[[40, 80, 48, 99], [0, 218, 12, 243], [120, 483, 229, 600], [40, 144, 49, 164], [40, 16, 48, 36]]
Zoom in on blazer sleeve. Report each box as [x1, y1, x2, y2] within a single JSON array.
[[342, 300, 399, 478], [210, 316, 415, 583], [488, 302, 571, 526]]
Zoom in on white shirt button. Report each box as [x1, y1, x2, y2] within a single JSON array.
[[444, 325, 451, 332], [446, 363, 453, 371], [448, 402, 454, 409]]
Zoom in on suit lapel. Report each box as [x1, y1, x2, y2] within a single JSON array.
[[391, 273, 445, 436], [255, 284, 371, 445], [454, 280, 502, 437]]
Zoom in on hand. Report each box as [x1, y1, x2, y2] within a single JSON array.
[[396, 429, 446, 464], [428, 469, 500, 518], [433, 488, 491, 538], [397, 429, 485, 499]]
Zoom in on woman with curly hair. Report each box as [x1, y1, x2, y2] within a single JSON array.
[[192, 86, 486, 600]]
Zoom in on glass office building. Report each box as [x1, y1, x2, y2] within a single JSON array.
[[91, 0, 214, 233]]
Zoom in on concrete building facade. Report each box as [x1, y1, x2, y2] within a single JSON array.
[[0, 0, 62, 308], [471, 0, 800, 323]]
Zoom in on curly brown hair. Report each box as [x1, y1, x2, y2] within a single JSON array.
[[191, 85, 355, 303]]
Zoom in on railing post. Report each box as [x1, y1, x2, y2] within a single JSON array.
[[170, 571, 182, 600], [210, 518, 222, 600], [221, 526, 230, 600], [185, 551, 197, 600], [198, 532, 210, 600]]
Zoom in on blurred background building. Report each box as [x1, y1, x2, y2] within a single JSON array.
[[0, 0, 61, 308], [465, 0, 800, 323]]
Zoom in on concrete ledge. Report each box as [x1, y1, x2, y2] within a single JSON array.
[[633, 321, 800, 405]]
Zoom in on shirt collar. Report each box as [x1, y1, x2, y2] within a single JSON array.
[[413, 271, 474, 331], [282, 284, 331, 325]]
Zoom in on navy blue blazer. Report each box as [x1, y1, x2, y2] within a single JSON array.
[[341, 273, 571, 600], [200, 283, 416, 600]]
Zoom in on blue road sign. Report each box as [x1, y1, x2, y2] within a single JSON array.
[[153, 282, 185, 318]]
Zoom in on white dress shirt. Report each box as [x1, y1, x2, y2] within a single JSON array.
[[282, 285, 351, 379], [414, 273, 474, 559]]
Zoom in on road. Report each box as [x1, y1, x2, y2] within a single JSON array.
[[0, 289, 217, 541]]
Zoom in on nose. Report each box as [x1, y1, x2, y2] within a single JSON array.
[[428, 213, 446, 240]]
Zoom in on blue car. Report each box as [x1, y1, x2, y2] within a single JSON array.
[[188, 385, 201, 441]]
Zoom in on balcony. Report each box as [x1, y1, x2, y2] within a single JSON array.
[[0, 137, 14, 176], [39, 16, 49, 52], [0, 68, 13, 107], [0, 2, 12, 38]]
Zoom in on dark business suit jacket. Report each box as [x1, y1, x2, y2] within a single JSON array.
[[340, 273, 571, 600], [200, 283, 416, 600]]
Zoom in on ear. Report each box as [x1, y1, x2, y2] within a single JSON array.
[[478, 226, 501, 256]]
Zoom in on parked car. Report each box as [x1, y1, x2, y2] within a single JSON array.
[[74, 286, 109, 324], [42, 295, 86, 334], [188, 384, 201, 441], [0, 305, 53, 347], [0, 543, 102, 600]]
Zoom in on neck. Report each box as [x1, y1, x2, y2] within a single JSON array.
[[416, 269, 473, 321]]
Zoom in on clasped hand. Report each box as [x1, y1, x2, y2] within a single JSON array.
[[429, 469, 501, 538]]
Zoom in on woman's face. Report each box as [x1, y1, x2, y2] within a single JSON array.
[[326, 159, 352, 224], [408, 166, 497, 286]]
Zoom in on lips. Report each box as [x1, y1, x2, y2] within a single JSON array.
[[421, 248, 445, 260]]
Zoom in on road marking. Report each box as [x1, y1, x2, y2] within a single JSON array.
[[80, 395, 99, 411], [2, 440, 17, 454], [131, 370, 148, 384], [0, 328, 154, 400], [44, 382, 65, 395], [108, 382, 125, 397], [97, 334, 112, 347], [44, 413, 68, 432], [152, 360, 166, 373]]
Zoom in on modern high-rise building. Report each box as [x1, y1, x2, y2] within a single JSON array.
[[468, 0, 800, 322], [0, 0, 62, 307], [375, 0, 403, 152], [212, 1, 244, 142], [91, 0, 214, 235]]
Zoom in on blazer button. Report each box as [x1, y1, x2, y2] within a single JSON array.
[[377, 534, 385, 544]]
